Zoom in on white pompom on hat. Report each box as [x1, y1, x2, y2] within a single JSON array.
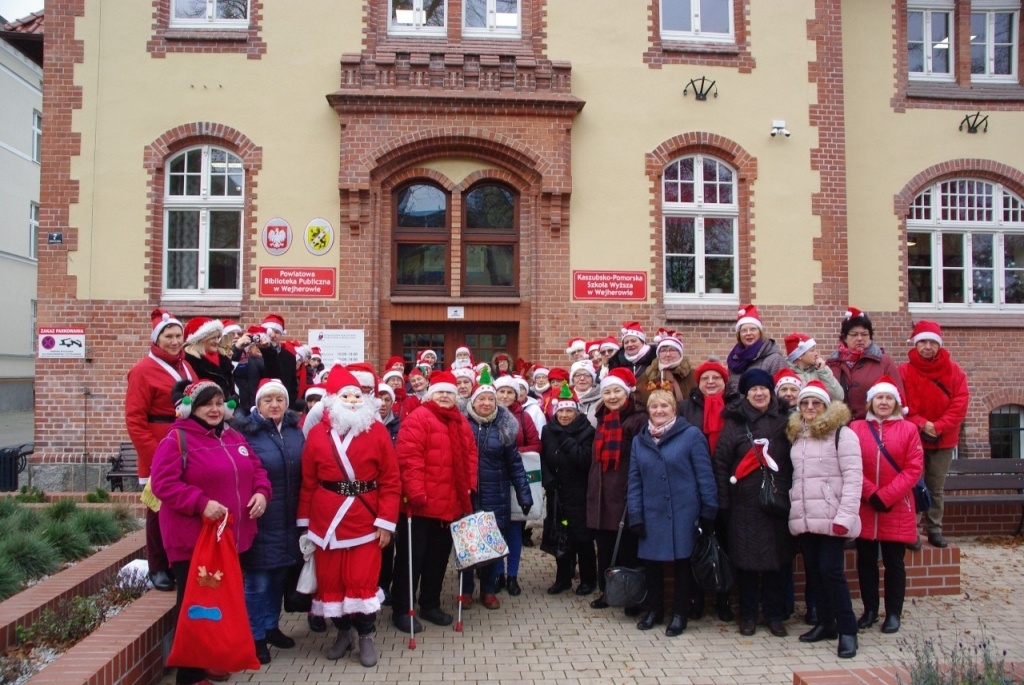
[[565, 337, 587, 355], [570, 359, 597, 383], [736, 304, 764, 331], [654, 328, 684, 355], [600, 367, 636, 394], [796, 380, 831, 407], [620, 321, 646, 342], [261, 314, 285, 334], [150, 308, 183, 344]]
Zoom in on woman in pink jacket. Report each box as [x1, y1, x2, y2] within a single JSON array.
[[786, 381, 862, 659], [849, 376, 924, 636]]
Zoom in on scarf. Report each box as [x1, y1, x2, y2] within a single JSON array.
[[648, 416, 677, 443], [702, 392, 726, 454], [422, 401, 474, 514], [907, 347, 951, 379], [835, 342, 866, 368], [149, 343, 190, 376], [625, 344, 651, 364], [466, 403, 497, 425], [203, 351, 220, 367], [594, 409, 624, 472], [727, 338, 765, 375]]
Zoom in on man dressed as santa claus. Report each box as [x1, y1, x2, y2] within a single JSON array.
[[297, 367, 400, 667]]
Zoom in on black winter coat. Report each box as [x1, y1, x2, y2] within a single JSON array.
[[234, 410, 305, 570], [467, 406, 533, 530], [679, 387, 740, 429], [607, 346, 658, 380], [540, 414, 595, 536], [586, 398, 649, 531], [185, 351, 238, 406], [232, 349, 281, 417], [263, 345, 300, 411], [712, 396, 794, 572], [382, 412, 401, 446]]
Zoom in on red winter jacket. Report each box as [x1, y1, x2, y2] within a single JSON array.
[[125, 349, 196, 481], [826, 343, 906, 421], [506, 401, 541, 452], [899, 348, 969, 451], [395, 404, 479, 522], [396, 392, 422, 422], [850, 415, 924, 544]]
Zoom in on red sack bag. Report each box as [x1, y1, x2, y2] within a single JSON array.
[[167, 515, 260, 673]]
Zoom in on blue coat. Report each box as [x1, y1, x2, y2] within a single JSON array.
[[233, 410, 305, 570], [467, 406, 533, 530], [627, 418, 719, 562]]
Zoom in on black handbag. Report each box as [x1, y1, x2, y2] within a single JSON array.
[[282, 563, 313, 613], [540, 492, 572, 559], [747, 423, 790, 517], [867, 423, 932, 514], [603, 509, 647, 608], [691, 521, 734, 594]]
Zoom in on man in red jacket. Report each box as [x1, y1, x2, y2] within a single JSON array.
[[898, 321, 969, 549], [390, 371, 478, 633]]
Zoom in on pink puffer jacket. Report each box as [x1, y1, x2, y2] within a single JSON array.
[[849, 415, 923, 544]]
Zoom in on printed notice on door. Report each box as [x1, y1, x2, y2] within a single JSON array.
[[572, 271, 648, 301]]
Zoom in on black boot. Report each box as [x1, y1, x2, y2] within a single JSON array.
[[689, 589, 705, 620], [636, 610, 664, 630], [265, 627, 295, 649], [495, 574, 507, 592], [857, 610, 879, 630], [149, 570, 175, 592], [716, 594, 734, 622], [881, 614, 901, 634], [665, 614, 687, 637], [307, 613, 327, 633], [255, 639, 271, 665], [838, 633, 858, 658], [507, 576, 522, 596], [799, 622, 838, 643]]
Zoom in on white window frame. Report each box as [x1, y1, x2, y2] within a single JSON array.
[[907, 179, 1024, 311], [660, 0, 735, 44], [662, 154, 739, 304], [463, 0, 521, 38], [388, 0, 448, 37], [168, 0, 250, 30], [162, 146, 244, 302], [907, 2, 956, 81], [29, 202, 39, 260], [31, 111, 42, 163], [970, 2, 1020, 83]]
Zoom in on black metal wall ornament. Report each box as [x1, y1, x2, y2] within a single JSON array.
[[959, 112, 989, 134], [684, 76, 718, 101]]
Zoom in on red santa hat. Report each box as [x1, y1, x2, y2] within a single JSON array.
[[261, 314, 285, 334], [784, 332, 817, 362], [600, 336, 621, 352], [183, 317, 224, 345], [512, 375, 530, 394], [493, 375, 520, 392], [310, 346, 323, 361], [730, 438, 778, 484], [246, 324, 268, 337], [326, 366, 362, 396], [548, 368, 570, 383], [774, 369, 803, 394], [377, 382, 395, 402], [474, 362, 491, 376], [220, 319, 242, 337], [451, 346, 475, 369], [908, 320, 943, 346], [600, 367, 636, 394], [845, 307, 865, 321], [695, 357, 729, 384], [417, 349, 438, 365], [736, 304, 763, 331], [452, 367, 476, 382], [382, 369, 405, 385], [469, 367, 497, 403], [620, 321, 646, 342], [174, 380, 233, 420], [654, 328, 684, 355], [427, 370, 458, 397], [150, 308, 183, 343], [586, 340, 602, 355], [532, 366, 550, 378], [797, 380, 831, 407], [408, 366, 428, 380], [565, 337, 587, 356], [305, 383, 328, 401], [293, 344, 310, 360], [385, 355, 405, 371], [553, 384, 580, 413], [570, 359, 597, 383], [254, 378, 289, 406], [346, 362, 377, 390], [865, 375, 906, 412]]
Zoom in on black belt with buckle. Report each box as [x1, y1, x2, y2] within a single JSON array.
[[320, 479, 377, 496], [147, 415, 175, 424]]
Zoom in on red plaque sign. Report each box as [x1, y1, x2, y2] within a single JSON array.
[[572, 270, 648, 301], [258, 267, 336, 298]]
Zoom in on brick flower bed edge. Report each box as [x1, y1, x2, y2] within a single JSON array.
[[793, 661, 1024, 684]]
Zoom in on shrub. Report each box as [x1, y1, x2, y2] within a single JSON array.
[[111, 502, 142, 534], [14, 485, 45, 503], [899, 628, 1022, 685], [0, 496, 20, 520], [0, 556, 22, 601], [0, 531, 60, 580], [46, 497, 78, 522], [20, 595, 103, 649], [41, 519, 93, 562], [72, 508, 123, 545], [6, 507, 44, 536], [85, 488, 110, 503]]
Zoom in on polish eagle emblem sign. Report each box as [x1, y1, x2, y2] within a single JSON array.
[[261, 218, 292, 256]]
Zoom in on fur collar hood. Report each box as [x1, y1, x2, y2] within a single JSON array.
[[467, 404, 519, 447], [786, 401, 850, 441]]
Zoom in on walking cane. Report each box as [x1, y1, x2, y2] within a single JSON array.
[[406, 514, 416, 650], [455, 570, 464, 633]]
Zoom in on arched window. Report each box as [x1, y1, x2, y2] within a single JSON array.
[[907, 178, 1024, 310], [463, 183, 518, 295], [990, 405, 1024, 458], [662, 154, 738, 301], [163, 146, 244, 299], [392, 182, 450, 293]]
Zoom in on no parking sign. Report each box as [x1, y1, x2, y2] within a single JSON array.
[[38, 327, 86, 359]]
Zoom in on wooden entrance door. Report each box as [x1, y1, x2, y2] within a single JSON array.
[[392, 323, 517, 371]]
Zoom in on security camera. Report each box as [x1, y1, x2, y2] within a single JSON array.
[[781, 128, 791, 137], [771, 128, 779, 137], [771, 120, 790, 138]]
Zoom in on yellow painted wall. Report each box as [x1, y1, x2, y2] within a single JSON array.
[[422, 158, 500, 186], [843, 2, 1024, 311]]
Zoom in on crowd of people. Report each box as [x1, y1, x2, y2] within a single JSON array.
[[125, 303, 970, 681]]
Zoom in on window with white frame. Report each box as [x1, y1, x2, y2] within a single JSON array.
[[29, 202, 39, 260], [661, 0, 734, 43], [170, 0, 249, 28], [163, 147, 243, 300], [389, 0, 447, 36], [908, 2, 955, 80], [971, 1, 1019, 82], [907, 179, 1024, 309], [32, 111, 41, 163], [463, 0, 520, 37], [662, 155, 738, 301]]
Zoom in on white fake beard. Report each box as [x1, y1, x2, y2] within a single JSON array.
[[452, 358, 472, 369], [324, 395, 378, 436]]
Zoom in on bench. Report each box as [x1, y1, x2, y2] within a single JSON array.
[[106, 442, 138, 492], [944, 458, 1024, 535]]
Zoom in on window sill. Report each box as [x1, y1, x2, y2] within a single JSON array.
[[909, 310, 1024, 328], [390, 295, 522, 305], [905, 81, 1024, 102], [661, 40, 739, 55], [158, 300, 242, 318], [162, 29, 249, 42], [664, 303, 739, 322]]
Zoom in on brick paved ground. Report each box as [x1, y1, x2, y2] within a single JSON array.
[[161, 536, 1024, 685]]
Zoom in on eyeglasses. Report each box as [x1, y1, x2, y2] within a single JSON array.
[[846, 332, 871, 339], [798, 399, 825, 408]]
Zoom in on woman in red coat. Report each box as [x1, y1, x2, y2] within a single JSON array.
[[125, 308, 196, 592], [849, 376, 924, 635], [297, 367, 400, 667], [826, 308, 905, 421]]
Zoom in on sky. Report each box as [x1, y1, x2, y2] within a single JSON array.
[[0, 0, 42, 22]]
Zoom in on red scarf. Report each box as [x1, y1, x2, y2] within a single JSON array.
[[150, 343, 190, 376], [422, 400, 474, 514], [594, 409, 624, 472], [203, 351, 221, 366], [702, 392, 726, 454], [836, 342, 865, 368], [907, 347, 951, 379]]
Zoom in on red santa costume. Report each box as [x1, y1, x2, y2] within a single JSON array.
[[297, 367, 401, 622]]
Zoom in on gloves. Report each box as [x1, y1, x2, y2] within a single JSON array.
[[699, 518, 716, 533], [869, 493, 891, 513], [629, 524, 647, 540], [521, 504, 532, 517], [832, 523, 849, 536]]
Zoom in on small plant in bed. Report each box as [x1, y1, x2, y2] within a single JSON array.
[[899, 624, 1022, 685], [71, 508, 122, 545]]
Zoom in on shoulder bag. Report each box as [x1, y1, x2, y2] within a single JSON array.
[[746, 423, 789, 517], [603, 508, 647, 607], [867, 422, 932, 513]]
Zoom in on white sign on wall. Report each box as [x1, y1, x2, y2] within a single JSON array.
[[307, 329, 364, 365], [38, 327, 86, 359]]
